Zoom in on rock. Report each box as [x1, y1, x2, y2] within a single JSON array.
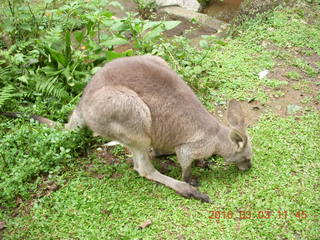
[[158, 6, 228, 38], [138, 219, 152, 229], [104, 141, 121, 147], [258, 69, 269, 79], [275, 105, 282, 111], [287, 104, 303, 115], [156, 0, 201, 12], [96, 147, 103, 152]]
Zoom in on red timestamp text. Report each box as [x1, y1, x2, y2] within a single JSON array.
[[209, 210, 308, 220]]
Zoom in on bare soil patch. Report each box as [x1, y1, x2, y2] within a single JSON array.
[[241, 42, 319, 125]]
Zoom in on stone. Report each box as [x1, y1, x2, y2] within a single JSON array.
[[258, 69, 269, 79], [158, 6, 228, 38], [104, 141, 121, 147], [287, 104, 303, 115], [156, 0, 201, 12]]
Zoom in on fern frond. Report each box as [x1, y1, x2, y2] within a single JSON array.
[[35, 76, 69, 99], [42, 26, 64, 49], [0, 85, 16, 108], [0, 66, 11, 78]]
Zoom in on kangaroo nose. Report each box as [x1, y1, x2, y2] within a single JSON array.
[[238, 161, 252, 171]]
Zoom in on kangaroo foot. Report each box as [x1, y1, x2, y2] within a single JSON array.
[[178, 183, 210, 203], [183, 174, 200, 187], [186, 178, 200, 187]]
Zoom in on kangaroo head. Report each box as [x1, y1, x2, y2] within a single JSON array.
[[225, 100, 252, 171]]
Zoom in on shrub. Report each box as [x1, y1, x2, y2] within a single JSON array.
[[0, 120, 92, 207]]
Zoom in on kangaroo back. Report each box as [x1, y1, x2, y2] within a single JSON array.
[[77, 56, 220, 152]]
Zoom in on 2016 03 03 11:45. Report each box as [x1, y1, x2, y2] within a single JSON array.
[[209, 210, 308, 220]]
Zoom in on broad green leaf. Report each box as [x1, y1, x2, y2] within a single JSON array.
[[143, 25, 164, 41], [65, 31, 72, 62], [101, 38, 129, 48], [105, 51, 127, 61], [74, 31, 85, 44], [101, 11, 113, 18], [103, 19, 115, 28], [20, 23, 32, 32], [142, 21, 161, 32], [40, 66, 63, 76], [46, 47, 67, 67], [110, 21, 127, 31], [123, 49, 134, 56], [162, 21, 180, 30], [62, 66, 73, 86], [143, 21, 180, 41], [2, 23, 15, 33]]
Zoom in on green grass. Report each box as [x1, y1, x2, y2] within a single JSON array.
[[286, 71, 301, 81], [1, 2, 320, 240], [2, 113, 319, 239]]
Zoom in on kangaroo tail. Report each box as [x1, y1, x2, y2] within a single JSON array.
[[0, 112, 58, 128]]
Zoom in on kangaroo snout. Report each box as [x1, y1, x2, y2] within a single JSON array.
[[237, 161, 252, 171]]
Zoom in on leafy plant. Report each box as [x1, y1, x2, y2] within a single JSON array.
[[36, 28, 89, 98], [134, 0, 157, 19], [151, 36, 222, 99], [0, 0, 180, 104], [0, 121, 92, 207], [0, 85, 16, 109], [0, 0, 55, 42], [115, 14, 180, 52]]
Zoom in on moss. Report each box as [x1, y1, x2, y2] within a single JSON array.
[[229, 0, 297, 34]]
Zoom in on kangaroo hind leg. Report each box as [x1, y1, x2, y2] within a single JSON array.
[[80, 86, 152, 147], [130, 147, 210, 203]]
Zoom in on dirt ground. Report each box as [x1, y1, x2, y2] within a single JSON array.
[[242, 45, 319, 126]]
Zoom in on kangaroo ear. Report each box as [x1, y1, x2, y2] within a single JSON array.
[[230, 129, 247, 151], [227, 100, 246, 130]]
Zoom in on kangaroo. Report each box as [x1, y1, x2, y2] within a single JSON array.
[[1, 55, 252, 202]]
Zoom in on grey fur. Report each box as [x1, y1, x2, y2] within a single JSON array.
[[65, 55, 252, 202]]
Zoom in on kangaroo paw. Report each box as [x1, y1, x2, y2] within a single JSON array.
[[187, 178, 200, 187], [191, 190, 211, 203], [179, 184, 211, 203], [184, 174, 200, 187]]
